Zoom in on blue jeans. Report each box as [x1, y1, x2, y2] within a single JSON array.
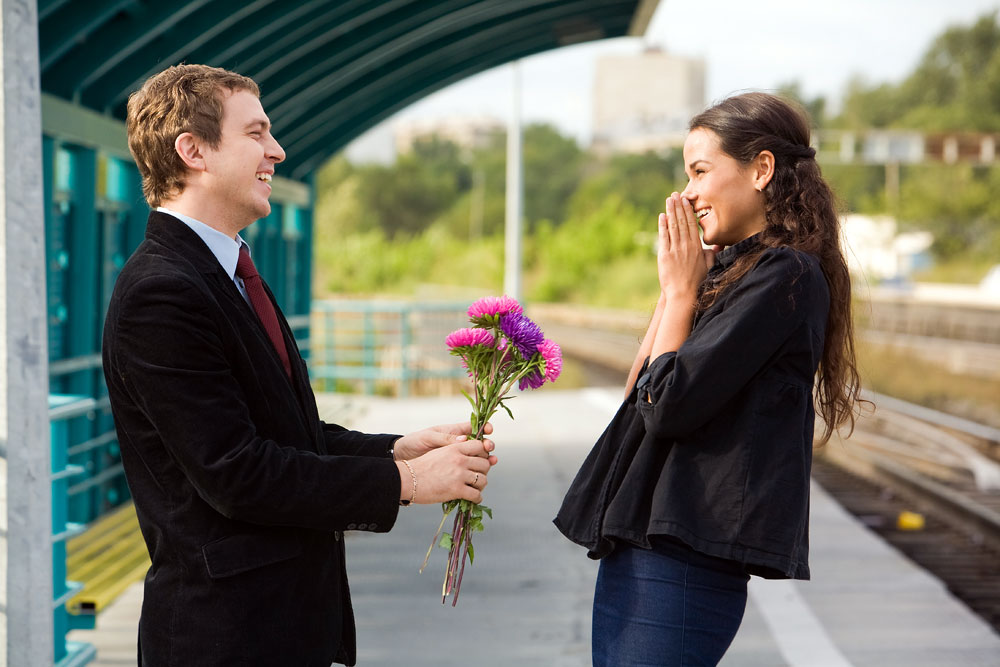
[[592, 542, 749, 666]]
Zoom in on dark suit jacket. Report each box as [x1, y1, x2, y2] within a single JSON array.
[[102, 211, 401, 666]]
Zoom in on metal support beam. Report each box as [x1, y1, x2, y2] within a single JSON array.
[[0, 1, 53, 665]]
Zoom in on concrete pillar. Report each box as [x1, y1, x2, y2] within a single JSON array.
[[0, 0, 52, 665]]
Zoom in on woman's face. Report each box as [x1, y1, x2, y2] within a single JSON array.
[[680, 128, 766, 247]]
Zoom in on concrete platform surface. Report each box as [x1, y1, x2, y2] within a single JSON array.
[[71, 387, 1000, 666]]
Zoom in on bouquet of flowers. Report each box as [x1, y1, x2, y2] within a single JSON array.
[[421, 295, 562, 605]]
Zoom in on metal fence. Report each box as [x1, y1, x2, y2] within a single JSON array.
[[309, 299, 470, 396]]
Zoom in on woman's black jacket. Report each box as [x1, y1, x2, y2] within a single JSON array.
[[555, 235, 830, 579]]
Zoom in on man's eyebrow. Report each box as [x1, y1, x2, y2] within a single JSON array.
[[244, 119, 270, 131]]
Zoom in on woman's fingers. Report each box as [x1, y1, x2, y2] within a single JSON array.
[[680, 197, 700, 245]]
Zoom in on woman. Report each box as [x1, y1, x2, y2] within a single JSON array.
[[554, 92, 863, 666]]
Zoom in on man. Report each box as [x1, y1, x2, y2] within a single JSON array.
[[103, 64, 496, 666]]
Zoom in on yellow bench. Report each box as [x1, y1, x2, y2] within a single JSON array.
[[66, 502, 150, 615]]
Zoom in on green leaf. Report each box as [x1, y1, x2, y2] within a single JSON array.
[[498, 400, 514, 420], [461, 389, 476, 410], [467, 541, 475, 563], [481, 505, 493, 520], [439, 533, 453, 549]]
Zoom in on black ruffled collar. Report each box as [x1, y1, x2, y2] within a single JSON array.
[[710, 233, 762, 276]]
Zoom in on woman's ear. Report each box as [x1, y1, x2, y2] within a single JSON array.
[[174, 132, 206, 171], [753, 150, 775, 191]]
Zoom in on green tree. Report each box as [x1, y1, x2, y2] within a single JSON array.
[[838, 12, 1000, 131]]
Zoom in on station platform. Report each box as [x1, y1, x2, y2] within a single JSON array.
[[70, 387, 1000, 666]]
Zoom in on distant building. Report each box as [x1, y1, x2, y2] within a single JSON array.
[[842, 214, 933, 283], [393, 115, 504, 154], [343, 123, 397, 165], [592, 47, 706, 154]]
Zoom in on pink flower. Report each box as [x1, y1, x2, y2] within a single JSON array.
[[468, 295, 522, 324], [539, 339, 562, 383], [445, 327, 495, 350]]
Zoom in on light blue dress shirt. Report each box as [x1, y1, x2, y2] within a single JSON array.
[[157, 207, 252, 306]]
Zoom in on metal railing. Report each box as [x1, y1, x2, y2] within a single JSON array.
[[308, 299, 470, 396]]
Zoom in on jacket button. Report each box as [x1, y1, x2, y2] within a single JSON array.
[[334, 531, 342, 541], [369, 523, 377, 530], [357, 523, 368, 530], [346, 523, 357, 530]]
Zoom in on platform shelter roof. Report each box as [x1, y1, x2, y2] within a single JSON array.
[[39, 0, 657, 180]]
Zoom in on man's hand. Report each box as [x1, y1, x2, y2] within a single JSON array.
[[397, 439, 497, 505], [394, 421, 495, 462]]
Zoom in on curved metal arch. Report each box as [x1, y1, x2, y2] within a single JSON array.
[[40, 0, 653, 181], [39, 0, 136, 71], [281, 3, 633, 178], [246, 0, 420, 84], [270, 0, 617, 137], [43, 0, 214, 100], [98, 0, 376, 117], [260, 0, 552, 121], [81, 0, 282, 111], [90, 0, 293, 110]]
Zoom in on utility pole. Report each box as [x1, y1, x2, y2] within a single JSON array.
[[504, 60, 523, 302]]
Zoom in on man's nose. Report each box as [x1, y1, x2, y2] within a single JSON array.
[[267, 134, 286, 164]]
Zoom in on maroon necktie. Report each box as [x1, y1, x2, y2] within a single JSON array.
[[236, 247, 292, 378]]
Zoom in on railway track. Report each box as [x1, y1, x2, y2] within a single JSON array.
[[528, 307, 1000, 631], [816, 392, 1000, 632]]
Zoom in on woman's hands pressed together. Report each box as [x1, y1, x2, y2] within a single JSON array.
[[657, 193, 717, 298], [649, 194, 719, 363]]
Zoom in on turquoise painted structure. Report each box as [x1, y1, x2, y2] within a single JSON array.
[[49, 394, 98, 667]]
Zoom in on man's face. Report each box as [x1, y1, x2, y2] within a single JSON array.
[[201, 90, 285, 227]]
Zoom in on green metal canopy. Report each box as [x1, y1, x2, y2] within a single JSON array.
[[40, 0, 658, 181]]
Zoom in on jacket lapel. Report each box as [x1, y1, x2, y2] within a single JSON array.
[[144, 212, 318, 445]]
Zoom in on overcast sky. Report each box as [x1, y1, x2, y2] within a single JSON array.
[[365, 0, 1000, 147]]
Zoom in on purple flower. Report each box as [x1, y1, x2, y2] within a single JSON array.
[[468, 295, 522, 326], [499, 312, 544, 361], [539, 339, 562, 383], [446, 327, 495, 350], [518, 370, 545, 391]]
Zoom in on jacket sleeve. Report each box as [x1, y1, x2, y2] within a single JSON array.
[[636, 248, 824, 441], [108, 274, 400, 532], [321, 423, 398, 458]]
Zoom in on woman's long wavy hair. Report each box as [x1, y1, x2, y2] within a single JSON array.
[[690, 92, 862, 444]]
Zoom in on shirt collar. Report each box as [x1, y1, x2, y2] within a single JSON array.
[[711, 232, 762, 273], [157, 207, 248, 279]]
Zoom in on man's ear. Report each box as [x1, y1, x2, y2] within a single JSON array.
[[753, 150, 775, 191], [174, 132, 207, 171]]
